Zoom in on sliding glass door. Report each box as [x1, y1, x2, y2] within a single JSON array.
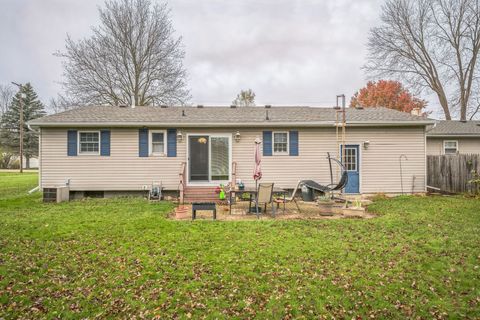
[[188, 134, 230, 183]]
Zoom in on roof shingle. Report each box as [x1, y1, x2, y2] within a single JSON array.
[[29, 105, 432, 127], [427, 120, 480, 136]]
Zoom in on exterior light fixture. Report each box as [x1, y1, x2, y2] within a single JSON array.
[[176, 131, 183, 142], [363, 140, 370, 149], [234, 131, 241, 142]]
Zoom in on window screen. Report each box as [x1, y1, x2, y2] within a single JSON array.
[[151, 132, 165, 154], [79, 132, 99, 153], [444, 141, 457, 155], [273, 132, 288, 154]]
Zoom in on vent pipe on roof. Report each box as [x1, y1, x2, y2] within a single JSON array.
[[265, 104, 271, 108], [182, 109, 186, 117], [265, 110, 270, 121], [197, 104, 203, 108], [131, 95, 135, 108], [230, 105, 236, 108]]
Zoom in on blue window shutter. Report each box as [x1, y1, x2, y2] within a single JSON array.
[[167, 129, 177, 157], [263, 131, 272, 156], [139, 128, 149, 157], [289, 131, 299, 156], [100, 130, 110, 156], [67, 130, 77, 156]]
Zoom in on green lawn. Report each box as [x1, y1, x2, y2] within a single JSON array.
[[0, 173, 479, 319]]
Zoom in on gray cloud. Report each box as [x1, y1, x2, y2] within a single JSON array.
[[0, 0, 384, 107]]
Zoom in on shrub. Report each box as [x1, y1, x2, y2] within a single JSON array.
[[8, 159, 20, 169], [0, 152, 14, 169]]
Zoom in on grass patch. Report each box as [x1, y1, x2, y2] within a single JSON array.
[[0, 173, 479, 318], [0, 171, 38, 199]]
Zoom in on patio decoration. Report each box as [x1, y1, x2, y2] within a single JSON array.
[[317, 195, 334, 216], [342, 198, 366, 217], [253, 138, 262, 216], [219, 184, 226, 200], [253, 138, 262, 183]]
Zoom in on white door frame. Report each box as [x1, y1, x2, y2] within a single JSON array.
[[186, 133, 232, 186]]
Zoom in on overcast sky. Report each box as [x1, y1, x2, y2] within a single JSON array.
[[1, 0, 403, 109]]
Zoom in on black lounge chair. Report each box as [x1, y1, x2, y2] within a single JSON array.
[[301, 171, 348, 194], [278, 154, 349, 211], [300, 154, 349, 199]]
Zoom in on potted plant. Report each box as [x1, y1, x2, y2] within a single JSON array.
[[317, 194, 335, 216], [342, 198, 366, 217]]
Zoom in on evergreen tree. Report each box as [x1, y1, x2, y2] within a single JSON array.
[[0, 83, 46, 168]]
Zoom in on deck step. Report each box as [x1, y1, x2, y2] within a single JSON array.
[[184, 194, 218, 198], [183, 187, 226, 203]]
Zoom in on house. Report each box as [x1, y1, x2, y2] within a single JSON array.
[[426, 120, 480, 155], [28, 105, 433, 200]]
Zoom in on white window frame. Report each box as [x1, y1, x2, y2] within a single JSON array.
[[149, 130, 167, 156], [273, 131, 289, 155], [78, 130, 100, 155], [443, 140, 458, 155]]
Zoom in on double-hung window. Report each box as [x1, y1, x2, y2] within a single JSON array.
[[79, 131, 100, 155], [150, 130, 166, 155], [443, 140, 458, 155], [273, 132, 289, 155]]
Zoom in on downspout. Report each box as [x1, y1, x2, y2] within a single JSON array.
[[425, 121, 437, 134]]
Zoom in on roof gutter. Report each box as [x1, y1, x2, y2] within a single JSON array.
[[28, 120, 435, 129], [426, 134, 480, 138]]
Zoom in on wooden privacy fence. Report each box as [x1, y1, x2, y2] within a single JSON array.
[[427, 154, 480, 193]]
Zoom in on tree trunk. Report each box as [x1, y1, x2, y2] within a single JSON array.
[[437, 91, 451, 120], [25, 156, 30, 169], [460, 101, 467, 121]]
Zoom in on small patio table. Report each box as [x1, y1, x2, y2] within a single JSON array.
[[228, 187, 287, 216]]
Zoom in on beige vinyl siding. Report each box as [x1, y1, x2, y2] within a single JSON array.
[[41, 126, 426, 194], [41, 128, 185, 191], [427, 137, 480, 155]]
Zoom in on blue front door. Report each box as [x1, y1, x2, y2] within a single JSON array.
[[342, 145, 360, 194]]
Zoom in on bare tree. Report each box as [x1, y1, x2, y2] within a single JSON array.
[[0, 84, 14, 116], [48, 94, 81, 114], [56, 0, 190, 107], [232, 89, 256, 107], [365, 0, 480, 120]]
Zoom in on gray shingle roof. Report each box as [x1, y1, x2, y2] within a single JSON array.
[[29, 105, 432, 127], [427, 120, 480, 136]]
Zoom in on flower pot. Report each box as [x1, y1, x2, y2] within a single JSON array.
[[342, 207, 366, 217], [317, 201, 334, 216]]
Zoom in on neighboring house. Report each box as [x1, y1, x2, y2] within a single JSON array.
[[0, 155, 38, 169], [28, 105, 433, 199], [426, 121, 480, 155]]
